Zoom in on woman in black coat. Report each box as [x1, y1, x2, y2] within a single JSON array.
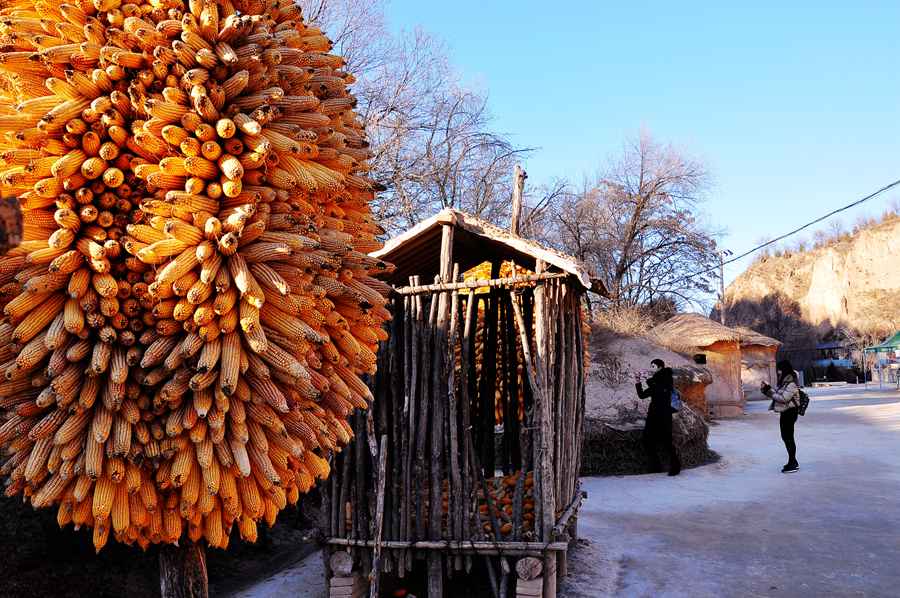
[[635, 359, 681, 476]]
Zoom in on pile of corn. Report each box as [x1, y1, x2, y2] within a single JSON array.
[[0, 0, 391, 552], [474, 470, 535, 539]]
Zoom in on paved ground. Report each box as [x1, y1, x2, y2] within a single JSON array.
[[562, 386, 900, 598]]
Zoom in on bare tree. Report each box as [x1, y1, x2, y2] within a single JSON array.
[[543, 133, 719, 308], [301, 0, 527, 233], [379, 87, 527, 229]]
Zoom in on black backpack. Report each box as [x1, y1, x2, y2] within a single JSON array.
[[796, 389, 810, 416]]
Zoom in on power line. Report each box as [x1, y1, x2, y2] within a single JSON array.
[[670, 177, 900, 288]]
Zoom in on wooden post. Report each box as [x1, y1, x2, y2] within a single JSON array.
[[447, 266, 463, 571], [460, 293, 477, 561], [532, 262, 556, 598], [369, 434, 388, 598], [426, 224, 454, 598], [439, 222, 455, 280], [510, 165, 527, 236], [159, 541, 209, 598]]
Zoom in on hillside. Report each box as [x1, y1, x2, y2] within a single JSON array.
[[720, 216, 900, 347]]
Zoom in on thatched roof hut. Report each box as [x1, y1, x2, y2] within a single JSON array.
[[736, 327, 782, 401], [648, 314, 744, 418]]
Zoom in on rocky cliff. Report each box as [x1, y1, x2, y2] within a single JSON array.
[[720, 216, 900, 344]]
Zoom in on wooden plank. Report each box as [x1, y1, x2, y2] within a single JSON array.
[[516, 576, 543, 597], [330, 575, 360, 588]]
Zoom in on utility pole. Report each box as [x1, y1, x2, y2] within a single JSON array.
[[509, 164, 527, 236], [718, 249, 732, 325]]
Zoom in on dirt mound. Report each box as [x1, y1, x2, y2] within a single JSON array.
[[581, 406, 717, 476], [582, 328, 715, 475]]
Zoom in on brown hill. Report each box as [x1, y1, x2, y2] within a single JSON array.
[[718, 216, 900, 355]]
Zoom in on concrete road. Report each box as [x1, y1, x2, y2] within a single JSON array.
[[564, 386, 900, 598]]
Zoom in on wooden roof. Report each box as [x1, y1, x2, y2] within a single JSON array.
[[371, 209, 607, 294]]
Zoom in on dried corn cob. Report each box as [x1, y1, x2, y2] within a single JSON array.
[[0, 0, 392, 553]]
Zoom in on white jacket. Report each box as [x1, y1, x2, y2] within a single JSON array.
[[766, 380, 800, 413]]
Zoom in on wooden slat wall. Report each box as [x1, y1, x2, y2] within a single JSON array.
[[325, 270, 587, 597]]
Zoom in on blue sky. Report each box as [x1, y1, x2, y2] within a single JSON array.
[[384, 1, 900, 283]]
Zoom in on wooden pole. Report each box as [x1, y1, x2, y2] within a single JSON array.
[[159, 541, 208, 598], [399, 293, 413, 576], [427, 224, 454, 598], [415, 279, 435, 540], [389, 300, 403, 551], [522, 260, 557, 598], [447, 267, 463, 572], [369, 434, 388, 598], [460, 292, 477, 574], [509, 164, 527, 236], [395, 273, 568, 295]]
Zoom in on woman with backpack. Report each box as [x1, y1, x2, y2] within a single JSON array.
[[762, 359, 801, 473], [635, 359, 681, 476]]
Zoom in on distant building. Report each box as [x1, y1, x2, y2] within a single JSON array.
[[735, 327, 782, 401], [812, 341, 853, 369], [648, 314, 744, 418]]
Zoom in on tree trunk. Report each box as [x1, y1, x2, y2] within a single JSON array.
[[159, 541, 209, 598], [0, 197, 22, 253]]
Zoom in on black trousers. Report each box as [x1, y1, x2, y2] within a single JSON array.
[[780, 407, 799, 463], [643, 411, 680, 473]]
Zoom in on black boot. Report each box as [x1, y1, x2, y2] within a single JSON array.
[[668, 456, 681, 476]]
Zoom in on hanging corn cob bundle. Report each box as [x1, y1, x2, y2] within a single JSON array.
[[462, 261, 528, 426], [0, 0, 392, 553]]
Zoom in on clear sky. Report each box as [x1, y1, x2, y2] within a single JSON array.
[[383, 1, 900, 284]]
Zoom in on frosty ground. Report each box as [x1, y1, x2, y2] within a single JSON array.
[[233, 386, 900, 598], [562, 385, 900, 598]]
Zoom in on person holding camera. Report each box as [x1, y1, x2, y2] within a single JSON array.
[[761, 359, 801, 473], [635, 358, 681, 476]]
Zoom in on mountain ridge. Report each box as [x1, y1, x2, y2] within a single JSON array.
[[718, 216, 900, 351]]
